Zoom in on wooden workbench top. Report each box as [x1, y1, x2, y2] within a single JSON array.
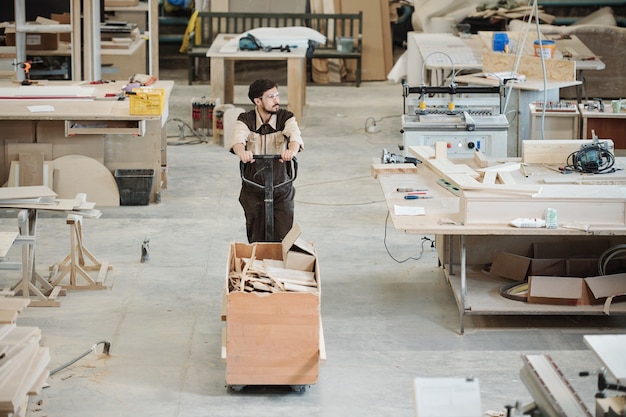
[[377, 156, 626, 236], [0, 80, 174, 120]]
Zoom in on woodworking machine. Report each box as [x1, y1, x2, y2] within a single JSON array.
[[520, 335, 626, 417], [401, 82, 509, 158]]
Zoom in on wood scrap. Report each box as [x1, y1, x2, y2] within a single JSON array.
[[482, 170, 498, 185], [371, 163, 418, 179], [228, 257, 317, 294], [239, 244, 256, 291], [497, 171, 517, 185], [474, 149, 489, 168], [469, 5, 554, 24]]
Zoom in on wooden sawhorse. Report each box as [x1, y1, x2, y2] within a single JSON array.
[[49, 214, 112, 290]]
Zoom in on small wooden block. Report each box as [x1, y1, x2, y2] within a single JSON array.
[[482, 171, 497, 184], [497, 171, 517, 185], [370, 163, 418, 178], [435, 142, 448, 159], [473, 149, 489, 168]]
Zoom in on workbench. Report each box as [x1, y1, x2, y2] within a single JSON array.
[[376, 153, 626, 334], [206, 34, 307, 124], [0, 80, 174, 204]]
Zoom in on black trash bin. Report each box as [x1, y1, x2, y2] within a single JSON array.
[[114, 169, 155, 206]]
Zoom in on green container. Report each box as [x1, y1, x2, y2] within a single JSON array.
[[336, 36, 354, 53]]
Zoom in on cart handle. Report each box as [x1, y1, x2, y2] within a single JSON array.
[[240, 155, 298, 190]]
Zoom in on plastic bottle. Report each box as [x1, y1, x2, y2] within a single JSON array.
[[510, 218, 546, 228]]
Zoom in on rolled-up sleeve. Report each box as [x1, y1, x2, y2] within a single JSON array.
[[228, 120, 250, 153], [284, 116, 304, 151]]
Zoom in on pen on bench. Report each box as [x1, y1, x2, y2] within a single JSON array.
[[397, 187, 428, 192], [405, 191, 428, 195], [404, 195, 433, 200]]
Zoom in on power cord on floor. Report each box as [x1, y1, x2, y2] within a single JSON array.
[[49, 340, 111, 376], [364, 114, 401, 134], [166, 118, 208, 145], [295, 175, 386, 206], [384, 211, 435, 263]]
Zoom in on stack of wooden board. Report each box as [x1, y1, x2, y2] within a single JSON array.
[[0, 185, 101, 219], [0, 298, 50, 417]]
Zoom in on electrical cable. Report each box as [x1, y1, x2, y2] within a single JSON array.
[[598, 244, 626, 275], [504, 0, 547, 153], [166, 117, 208, 145], [499, 281, 528, 302], [563, 140, 616, 174], [295, 175, 385, 206], [383, 211, 434, 263], [364, 114, 404, 134], [421, 51, 455, 89], [49, 340, 111, 376]]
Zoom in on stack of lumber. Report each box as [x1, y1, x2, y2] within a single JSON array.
[[0, 186, 101, 219], [468, 4, 555, 24], [0, 298, 50, 417], [228, 257, 318, 294]]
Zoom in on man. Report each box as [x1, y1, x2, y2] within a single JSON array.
[[229, 79, 303, 243]]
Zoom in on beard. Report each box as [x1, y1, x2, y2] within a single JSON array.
[[264, 104, 279, 114]]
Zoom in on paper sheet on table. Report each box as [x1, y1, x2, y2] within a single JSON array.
[[27, 105, 55, 113], [394, 205, 425, 216], [413, 377, 482, 417]]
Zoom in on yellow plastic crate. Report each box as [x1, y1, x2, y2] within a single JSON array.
[[129, 88, 164, 115]]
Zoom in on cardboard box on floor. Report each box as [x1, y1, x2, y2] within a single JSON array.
[[223, 224, 321, 387], [527, 276, 594, 306], [491, 239, 612, 281], [528, 273, 626, 306], [491, 239, 626, 306]]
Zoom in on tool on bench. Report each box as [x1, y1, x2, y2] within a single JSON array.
[[238, 32, 317, 57], [13, 61, 34, 85], [404, 195, 433, 200], [381, 148, 420, 165], [19, 61, 32, 85], [240, 155, 298, 242], [263, 44, 295, 52], [397, 188, 428, 192]]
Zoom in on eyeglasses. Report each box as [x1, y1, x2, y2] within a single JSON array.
[[261, 92, 280, 100]]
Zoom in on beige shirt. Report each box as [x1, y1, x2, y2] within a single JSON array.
[[229, 109, 304, 155]]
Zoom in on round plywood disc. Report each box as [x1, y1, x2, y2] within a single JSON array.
[[52, 155, 120, 207]]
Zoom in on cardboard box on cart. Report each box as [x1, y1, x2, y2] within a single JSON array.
[[223, 224, 322, 387]]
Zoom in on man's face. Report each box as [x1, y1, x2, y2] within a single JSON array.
[[257, 87, 280, 114]]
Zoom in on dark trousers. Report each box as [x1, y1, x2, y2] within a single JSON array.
[[239, 185, 295, 243]]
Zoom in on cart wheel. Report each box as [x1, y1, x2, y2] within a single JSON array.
[[290, 385, 308, 392], [229, 385, 246, 392]]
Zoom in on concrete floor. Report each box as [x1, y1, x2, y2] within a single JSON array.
[[2, 64, 625, 417]]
